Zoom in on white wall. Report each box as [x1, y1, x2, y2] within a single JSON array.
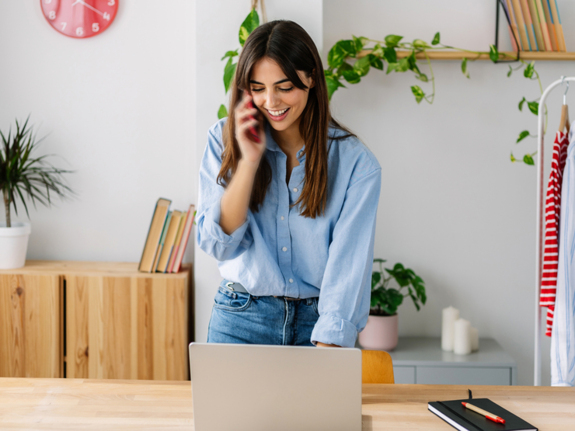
[[324, 0, 575, 386], [3, 0, 575, 387], [0, 0, 195, 265]]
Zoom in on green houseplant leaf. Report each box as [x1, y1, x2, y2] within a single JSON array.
[[218, 104, 228, 120], [0, 115, 75, 227], [239, 9, 259, 47], [370, 258, 426, 316], [516, 130, 530, 143], [223, 57, 237, 94]]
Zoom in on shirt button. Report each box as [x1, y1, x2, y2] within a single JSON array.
[[282, 247, 287, 252], [289, 278, 294, 283], [280, 216, 284, 220], [293, 188, 298, 192]]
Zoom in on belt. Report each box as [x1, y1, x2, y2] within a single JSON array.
[[221, 280, 303, 301]]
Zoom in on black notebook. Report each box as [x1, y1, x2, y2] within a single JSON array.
[[428, 398, 537, 431]]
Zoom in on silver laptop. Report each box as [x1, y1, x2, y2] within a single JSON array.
[[189, 343, 362, 431]]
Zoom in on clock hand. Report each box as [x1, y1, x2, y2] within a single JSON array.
[[72, 0, 104, 16]]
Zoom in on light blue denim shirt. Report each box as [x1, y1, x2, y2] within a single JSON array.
[[196, 118, 382, 347]]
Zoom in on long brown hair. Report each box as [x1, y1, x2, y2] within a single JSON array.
[[217, 19, 355, 218]]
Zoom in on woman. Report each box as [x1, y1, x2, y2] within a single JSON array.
[[197, 19, 381, 348]]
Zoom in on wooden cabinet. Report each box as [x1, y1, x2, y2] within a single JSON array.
[[0, 261, 193, 380], [0, 273, 61, 378], [383, 337, 517, 385]]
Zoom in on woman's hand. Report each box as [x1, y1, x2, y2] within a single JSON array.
[[316, 342, 342, 348], [234, 90, 267, 166]]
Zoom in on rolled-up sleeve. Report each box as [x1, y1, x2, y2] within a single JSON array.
[[196, 121, 253, 261], [311, 168, 381, 347]]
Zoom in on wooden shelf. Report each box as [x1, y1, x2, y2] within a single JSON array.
[[358, 49, 575, 61], [0, 260, 191, 278]]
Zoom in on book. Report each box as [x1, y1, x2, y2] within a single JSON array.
[[171, 204, 196, 273], [542, 0, 559, 51], [156, 210, 184, 273], [548, 0, 566, 52], [428, 398, 537, 431], [534, 0, 553, 51], [167, 210, 187, 273], [520, 0, 539, 50], [152, 210, 172, 273], [527, 0, 546, 51], [139, 198, 172, 273], [511, 0, 531, 50], [503, 0, 522, 51]]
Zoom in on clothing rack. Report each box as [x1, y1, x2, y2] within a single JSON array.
[[534, 76, 575, 386]]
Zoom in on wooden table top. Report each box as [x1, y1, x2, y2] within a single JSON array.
[[0, 378, 573, 430]]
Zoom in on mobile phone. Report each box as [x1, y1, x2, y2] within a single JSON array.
[[246, 100, 261, 143]]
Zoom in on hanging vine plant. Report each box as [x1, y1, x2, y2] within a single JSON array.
[[219, 7, 545, 165]]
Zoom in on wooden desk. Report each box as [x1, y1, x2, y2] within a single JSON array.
[[0, 378, 573, 430]]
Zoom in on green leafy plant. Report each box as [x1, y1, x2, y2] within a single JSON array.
[[370, 258, 426, 316], [325, 34, 545, 165], [218, 9, 260, 119], [0, 116, 75, 228], [221, 8, 545, 165]]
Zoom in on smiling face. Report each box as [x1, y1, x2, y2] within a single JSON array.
[[249, 57, 314, 140]]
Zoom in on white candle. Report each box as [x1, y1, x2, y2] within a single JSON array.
[[441, 306, 460, 351], [453, 318, 472, 355], [470, 327, 479, 351]]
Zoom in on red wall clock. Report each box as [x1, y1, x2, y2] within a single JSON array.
[[41, 0, 118, 39]]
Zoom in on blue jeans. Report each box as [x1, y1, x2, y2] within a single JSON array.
[[207, 281, 320, 346]]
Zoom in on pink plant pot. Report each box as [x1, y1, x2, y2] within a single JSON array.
[[358, 314, 398, 351]]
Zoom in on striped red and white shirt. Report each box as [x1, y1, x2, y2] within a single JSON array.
[[541, 131, 569, 336]]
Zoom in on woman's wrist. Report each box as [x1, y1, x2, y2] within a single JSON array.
[[238, 157, 260, 172]]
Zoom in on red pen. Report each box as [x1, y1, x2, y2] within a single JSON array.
[[461, 402, 506, 424]]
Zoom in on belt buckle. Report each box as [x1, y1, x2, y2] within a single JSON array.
[[225, 281, 235, 291]]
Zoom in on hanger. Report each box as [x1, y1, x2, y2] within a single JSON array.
[[558, 76, 570, 134]]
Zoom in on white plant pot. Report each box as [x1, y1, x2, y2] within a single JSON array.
[[358, 314, 399, 351], [0, 222, 31, 269]]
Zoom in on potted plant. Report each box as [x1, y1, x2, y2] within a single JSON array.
[[358, 258, 427, 351], [0, 116, 74, 269]]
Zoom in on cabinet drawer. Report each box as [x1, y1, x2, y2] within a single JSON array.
[[416, 366, 511, 385], [393, 366, 416, 384]]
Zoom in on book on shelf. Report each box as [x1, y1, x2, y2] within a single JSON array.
[[542, 0, 559, 51], [503, 0, 522, 51], [139, 198, 172, 273], [534, 0, 553, 51], [156, 210, 184, 273], [510, 0, 532, 50], [506, 0, 567, 52], [548, 0, 566, 52], [152, 210, 172, 273], [520, 0, 539, 50], [138, 199, 195, 274], [167, 212, 187, 273], [171, 204, 196, 273], [428, 397, 537, 431], [527, 0, 545, 51]]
